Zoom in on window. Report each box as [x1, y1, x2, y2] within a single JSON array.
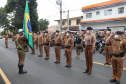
[[86, 13, 92, 18], [76, 19, 80, 25], [62, 22, 65, 25], [104, 9, 112, 16], [118, 7, 124, 14], [96, 11, 100, 15], [69, 20, 71, 25]]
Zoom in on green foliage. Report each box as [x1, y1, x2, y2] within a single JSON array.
[[0, 7, 9, 27], [39, 19, 49, 31], [5, 0, 39, 32]]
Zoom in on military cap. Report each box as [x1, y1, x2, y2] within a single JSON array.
[[87, 27, 93, 30], [81, 30, 85, 31], [45, 31, 48, 33], [115, 31, 123, 35], [56, 30, 60, 32], [107, 29, 111, 31]]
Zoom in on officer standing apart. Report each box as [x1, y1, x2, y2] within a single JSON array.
[[100, 29, 112, 65], [17, 29, 27, 74], [5, 34, 9, 48], [75, 32, 83, 59], [82, 27, 96, 75], [38, 32, 43, 57], [54, 30, 62, 64], [106, 31, 126, 84], [64, 31, 74, 68], [44, 31, 51, 60]]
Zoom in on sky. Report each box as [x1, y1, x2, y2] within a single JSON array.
[[0, 0, 109, 26]]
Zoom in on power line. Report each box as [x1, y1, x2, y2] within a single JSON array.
[[43, 12, 60, 18], [69, 9, 81, 11], [48, 0, 60, 10]]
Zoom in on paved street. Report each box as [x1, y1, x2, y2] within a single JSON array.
[[0, 39, 126, 84]]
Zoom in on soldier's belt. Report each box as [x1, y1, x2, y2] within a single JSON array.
[[65, 46, 71, 49], [105, 44, 111, 46], [112, 52, 125, 57], [44, 43, 49, 46], [85, 45, 92, 46], [55, 44, 61, 46], [5, 39, 8, 40]]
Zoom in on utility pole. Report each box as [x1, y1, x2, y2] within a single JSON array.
[[67, 10, 69, 31], [56, 0, 62, 32]]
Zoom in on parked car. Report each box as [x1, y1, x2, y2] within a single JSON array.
[[0, 35, 3, 39]]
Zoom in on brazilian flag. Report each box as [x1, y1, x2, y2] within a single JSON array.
[[23, 0, 33, 49]]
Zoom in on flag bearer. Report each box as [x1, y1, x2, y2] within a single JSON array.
[[17, 29, 27, 74]]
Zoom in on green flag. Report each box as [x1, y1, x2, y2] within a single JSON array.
[[23, 0, 33, 49]]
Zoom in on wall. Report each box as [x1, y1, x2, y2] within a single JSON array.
[[83, 4, 126, 21], [80, 21, 126, 33]]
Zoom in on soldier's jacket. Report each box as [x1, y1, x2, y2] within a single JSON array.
[[122, 34, 126, 40], [32, 34, 36, 43], [5, 35, 8, 40], [65, 37, 74, 47], [38, 35, 43, 45], [101, 34, 111, 44], [43, 35, 50, 44], [36, 35, 38, 42], [107, 39, 126, 55], [82, 34, 96, 45], [54, 35, 62, 45], [17, 35, 27, 49], [14, 35, 17, 41], [75, 35, 83, 46]]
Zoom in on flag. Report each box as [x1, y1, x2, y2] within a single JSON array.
[[23, 0, 33, 49]]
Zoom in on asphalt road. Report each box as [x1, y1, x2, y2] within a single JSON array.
[[0, 39, 126, 84]]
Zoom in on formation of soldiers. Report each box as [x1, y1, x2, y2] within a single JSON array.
[[3, 27, 126, 84]]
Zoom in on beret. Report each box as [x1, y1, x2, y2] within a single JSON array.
[[56, 30, 60, 32], [107, 29, 111, 31], [115, 31, 123, 35], [87, 27, 93, 30], [45, 31, 48, 33]]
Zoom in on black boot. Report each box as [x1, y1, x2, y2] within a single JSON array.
[[18, 65, 27, 74]]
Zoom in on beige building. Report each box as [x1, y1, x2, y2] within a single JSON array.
[[55, 16, 83, 32]]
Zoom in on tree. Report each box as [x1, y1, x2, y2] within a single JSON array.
[[39, 19, 49, 31], [5, 0, 39, 32], [0, 7, 9, 28]]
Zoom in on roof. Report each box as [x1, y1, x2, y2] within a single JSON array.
[[79, 17, 126, 24], [82, 0, 126, 12]]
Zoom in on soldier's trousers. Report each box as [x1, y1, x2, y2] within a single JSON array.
[[76, 46, 81, 55], [5, 40, 8, 47], [35, 41, 38, 49], [55, 46, 61, 62], [17, 50, 25, 65], [44, 46, 50, 59], [32, 43, 35, 54], [39, 45, 43, 56], [65, 48, 72, 66], [85, 46, 93, 72], [15, 41, 18, 48], [105, 45, 111, 63], [26, 45, 29, 52], [112, 56, 123, 81]]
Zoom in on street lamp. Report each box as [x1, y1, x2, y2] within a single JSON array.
[[56, 0, 62, 32]]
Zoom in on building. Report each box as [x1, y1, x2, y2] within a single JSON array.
[[79, 0, 126, 33], [55, 16, 83, 32]]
